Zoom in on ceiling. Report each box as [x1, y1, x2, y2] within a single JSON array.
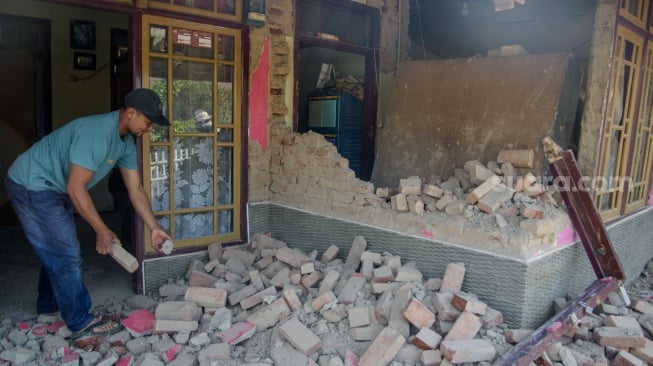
[[408, 0, 598, 60]]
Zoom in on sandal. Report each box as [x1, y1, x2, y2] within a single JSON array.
[[71, 315, 122, 339]]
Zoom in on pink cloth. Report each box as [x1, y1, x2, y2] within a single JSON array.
[[556, 224, 578, 246], [248, 38, 270, 151]]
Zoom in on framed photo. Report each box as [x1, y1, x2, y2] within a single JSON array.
[[70, 20, 96, 50], [73, 52, 96, 70]]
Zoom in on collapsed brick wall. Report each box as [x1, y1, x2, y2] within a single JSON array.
[[247, 0, 407, 202]]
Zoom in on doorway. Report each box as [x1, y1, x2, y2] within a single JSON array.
[[0, 14, 52, 226]]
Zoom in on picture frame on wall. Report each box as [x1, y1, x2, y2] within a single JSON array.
[[70, 20, 96, 50], [73, 52, 96, 70]]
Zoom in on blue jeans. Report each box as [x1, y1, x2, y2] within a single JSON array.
[[5, 178, 94, 331]]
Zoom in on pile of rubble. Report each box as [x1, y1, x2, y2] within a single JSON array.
[[1, 234, 652, 365], [376, 149, 569, 241]]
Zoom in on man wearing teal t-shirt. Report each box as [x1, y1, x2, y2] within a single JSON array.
[[5, 88, 172, 338]]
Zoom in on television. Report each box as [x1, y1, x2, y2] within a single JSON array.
[[308, 97, 338, 131]]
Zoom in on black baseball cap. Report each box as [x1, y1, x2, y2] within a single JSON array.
[[124, 88, 170, 126]]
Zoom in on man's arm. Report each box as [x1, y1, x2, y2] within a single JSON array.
[[67, 164, 117, 255], [120, 167, 171, 251]]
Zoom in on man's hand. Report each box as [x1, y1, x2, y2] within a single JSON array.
[[151, 228, 171, 252], [96, 228, 119, 255]]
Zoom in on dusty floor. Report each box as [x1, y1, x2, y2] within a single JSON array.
[[0, 214, 135, 321]]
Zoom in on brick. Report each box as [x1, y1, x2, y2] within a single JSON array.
[[421, 350, 442, 366], [414, 327, 442, 350], [524, 183, 547, 197], [279, 318, 322, 355], [504, 328, 534, 344], [520, 203, 544, 219], [337, 274, 367, 304], [155, 301, 201, 321], [395, 265, 423, 282], [446, 311, 482, 342], [228, 285, 257, 306], [604, 315, 643, 335], [154, 320, 198, 333], [422, 184, 444, 198], [497, 149, 534, 168], [312, 291, 337, 312], [198, 343, 231, 363], [435, 194, 455, 210], [321, 245, 340, 263], [375, 290, 394, 325], [432, 292, 462, 322], [300, 260, 315, 274], [593, 327, 647, 349], [246, 298, 291, 331], [631, 338, 653, 364], [441, 263, 466, 293], [256, 255, 274, 269], [249, 270, 265, 291], [187, 270, 217, 288], [465, 161, 494, 185], [440, 339, 496, 363], [270, 266, 291, 287], [240, 286, 277, 310], [392, 193, 409, 212], [477, 184, 514, 214], [451, 292, 487, 315], [403, 298, 436, 329], [514, 172, 537, 192], [614, 350, 646, 366], [399, 176, 422, 195], [344, 236, 367, 272], [389, 287, 413, 338], [318, 270, 341, 295], [350, 323, 384, 341], [361, 259, 374, 278], [217, 322, 256, 345], [373, 265, 394, 283], [203, 259, 219, 273], [207, 242, 223, 261], [632, 300, 653, 315], [358, 327, 406, 366], [184, 287, 227, 308], [122, 309, 155, 337], [348, 307, 371, 328], [282, 289, 303, 312], [301, 271, 322, 288], [444, 200, 466, 216], [406, 194, 424, 215], [276, 247, 311, 268], [466, 175, 501, 204]]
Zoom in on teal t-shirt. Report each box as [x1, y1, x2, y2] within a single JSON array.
[[8, 110, 137, 192]]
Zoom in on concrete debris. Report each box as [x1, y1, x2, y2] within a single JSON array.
[[1, 236, 652, 366]]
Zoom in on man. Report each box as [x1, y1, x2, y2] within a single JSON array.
[[5, 88, 172, 338], [194, 109, 213, 132]]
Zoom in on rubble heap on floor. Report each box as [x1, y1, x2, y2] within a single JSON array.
[[377, 149, 568, 239], [1, 234, 653, 365]]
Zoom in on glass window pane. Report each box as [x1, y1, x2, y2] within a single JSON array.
[[218, 127, 233, 142], [174, 0, 213, 11], [172, 28, 214, 58], [156, 215, 171, 232], [149, 57, 169, 142], [150, 25, 168, 53], [218, 146, 233, 205], [218, 0, 236, 15], [217, 65, 234, 125], [175, 211, 214, 239], [218, 35, 234, 61], [150, 146, 170, 211], [172, 60, 214, 133], [173, 137, 214, 209], [218, 210, 233, 234]]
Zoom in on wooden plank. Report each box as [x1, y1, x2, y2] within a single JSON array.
[[549, 150, 625, 279], [494, 277, 620, 366]]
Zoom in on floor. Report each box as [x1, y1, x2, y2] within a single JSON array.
[[0, 213, 135, 321]]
